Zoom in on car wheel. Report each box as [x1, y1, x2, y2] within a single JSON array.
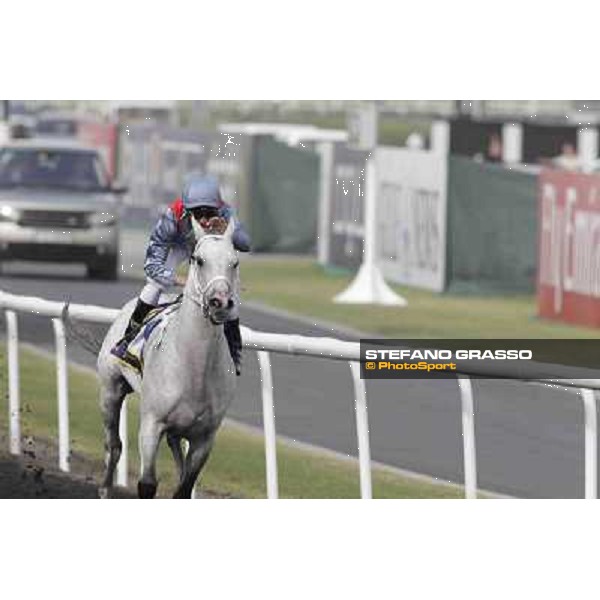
[[87, 256, 118, 281]]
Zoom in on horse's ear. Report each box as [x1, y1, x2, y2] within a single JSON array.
[[224, 217, 235, 240], [192, 217, 205, 240]]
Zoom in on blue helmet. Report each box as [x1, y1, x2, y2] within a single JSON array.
[[181, 174, 222, 209]]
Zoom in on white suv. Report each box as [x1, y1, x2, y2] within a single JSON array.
[[0, 138, 125, 279]]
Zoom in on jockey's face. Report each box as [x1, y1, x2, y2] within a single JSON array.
[[191, 206, 219, 224]]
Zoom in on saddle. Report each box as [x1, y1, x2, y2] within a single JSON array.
[[123, 296, 182, 374]]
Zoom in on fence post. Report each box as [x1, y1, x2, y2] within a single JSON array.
[[52, 318, 70, 473], [257, 350, 278, 499], [6, 310, 21, 456], [457, 375, 477, 499], [349, 361, 373, 499], [580, 388, 597, 499], [116, 401, 128, 487], [316, 141, 333, 266]]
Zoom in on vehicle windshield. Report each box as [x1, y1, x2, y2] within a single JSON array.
[[35, 119, 77, 137], [0, 148, 110, 191]]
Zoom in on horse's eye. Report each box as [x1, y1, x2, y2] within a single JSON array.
[[195, 257, 204, 266]]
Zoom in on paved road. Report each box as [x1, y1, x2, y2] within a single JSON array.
[[0, 262, 591, 498]]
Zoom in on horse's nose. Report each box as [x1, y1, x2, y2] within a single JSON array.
[[227, 298, 234, 309], [209, 297, 223, 309]]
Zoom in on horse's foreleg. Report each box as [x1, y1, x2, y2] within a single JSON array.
[[98, 381, 127, 499], [166, 432, 185, 481], [138, 415, 164, 499], [173, 433, 215, 499]]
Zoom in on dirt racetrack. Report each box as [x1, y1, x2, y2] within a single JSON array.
[[0, 430, 232, 499], [0, 430, 134, 499], [0, 454, 136, 498]]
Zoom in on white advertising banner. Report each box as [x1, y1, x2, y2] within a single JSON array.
[[375, 147, 448, 292]]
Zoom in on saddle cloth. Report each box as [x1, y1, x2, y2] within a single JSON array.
[[126, 299, 182, 372]]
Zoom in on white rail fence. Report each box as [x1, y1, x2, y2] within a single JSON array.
[[1, 289, 599, 499]]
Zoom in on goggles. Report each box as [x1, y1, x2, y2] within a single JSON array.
[[191, 206, 219, 221]]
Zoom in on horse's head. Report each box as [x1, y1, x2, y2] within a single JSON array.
[[187, 218, 239, 324]]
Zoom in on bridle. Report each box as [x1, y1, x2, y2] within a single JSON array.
[[185, 235, 234, 321]]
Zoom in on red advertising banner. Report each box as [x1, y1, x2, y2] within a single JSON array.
[[538, 169, 600, 327], [78, 121, 118, 180]]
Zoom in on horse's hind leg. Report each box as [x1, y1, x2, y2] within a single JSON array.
[[98, 378, 129, 499], [172, 432, 215, 499], [167, 432, 185, 481], [138, 415, 164, 499]]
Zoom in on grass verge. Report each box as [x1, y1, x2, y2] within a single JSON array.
[[240, 257, 599, 339], [0, 346, 463, 498]]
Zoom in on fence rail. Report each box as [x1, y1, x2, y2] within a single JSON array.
[[1, 289, 599, 499]]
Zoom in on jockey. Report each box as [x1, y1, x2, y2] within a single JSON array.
[[112, 173, 251, 374]]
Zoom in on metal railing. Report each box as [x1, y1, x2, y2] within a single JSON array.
[[1, 289, 599, 499]]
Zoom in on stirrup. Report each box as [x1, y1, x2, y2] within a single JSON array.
[[111, 337, 130, 359], [112, 319, 142, 353]]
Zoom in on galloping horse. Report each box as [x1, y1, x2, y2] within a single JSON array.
[[95, 219, 239, 498]]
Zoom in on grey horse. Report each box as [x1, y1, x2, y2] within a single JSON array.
[[94, 218, 239, 499]]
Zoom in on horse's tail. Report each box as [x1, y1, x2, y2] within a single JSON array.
[[61, 301, 104, 356]]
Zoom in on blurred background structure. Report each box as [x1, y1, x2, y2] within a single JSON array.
[[2, 98, 600, 325]]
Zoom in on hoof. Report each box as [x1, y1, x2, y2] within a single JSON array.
[[98, 487, 111, 499], [173, 483, 197, 499], [138, 481, 157, 499], [172, 489, 190, 499]]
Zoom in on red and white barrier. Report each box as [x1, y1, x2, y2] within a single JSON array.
[[538, 169, 600, 327]]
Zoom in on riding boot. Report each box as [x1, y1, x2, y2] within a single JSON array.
[[111, 299, 155, 360], [224, 318, 242, 376]]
